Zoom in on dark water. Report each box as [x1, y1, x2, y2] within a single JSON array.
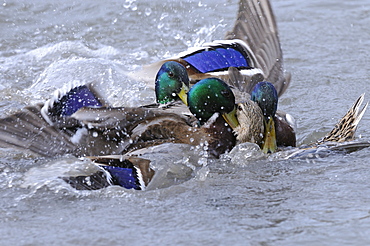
[[1, 0, 370, 245]]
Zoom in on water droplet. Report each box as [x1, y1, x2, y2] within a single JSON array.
[[198, 157, 208, 166], [160, 13, 168, 21], [144, 8, 152, 16]]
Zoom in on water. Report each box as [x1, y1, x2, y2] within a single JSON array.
[[1, 0, 370, 245]]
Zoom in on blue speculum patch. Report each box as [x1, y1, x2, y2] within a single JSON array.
[[59, 85, 103, 116], [101, 165, 140, 190], [183, 47, 249, 73]]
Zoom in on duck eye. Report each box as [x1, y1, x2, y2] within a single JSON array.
[[221, 89, 231, 98], [238, 105, 243, 111], [168, 71, 174, 78]]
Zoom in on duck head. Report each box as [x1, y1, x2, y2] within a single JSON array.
[[187, 77, 239, 157], [187, 78, 239, 129], [251, 81, 278, 153], [155, 61, 189, 105]]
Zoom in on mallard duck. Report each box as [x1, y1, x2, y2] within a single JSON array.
[[155, 60, 295, 153], [250, 81, 296, 152], [133, 0, 290, 98], [75, 93, 367, 190], [155, 61, 190, 105], [0, 78, 238, 159], [0, 78, 240, 190], [151, 0, 296, 153], [155, 61, 239, 128], [69, 91, 369, 190]]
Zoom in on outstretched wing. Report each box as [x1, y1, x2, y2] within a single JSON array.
[[225, 0, 290, 96], [0, 104, 77, 157], [0, 82, 109, 157], [41, 81, 108, 124]]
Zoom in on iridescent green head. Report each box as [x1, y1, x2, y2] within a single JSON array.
[[251, 81, 278, 120], [251, 81, 278, 154], [155, 61, 190, 105], [187, 78, 239, 129]]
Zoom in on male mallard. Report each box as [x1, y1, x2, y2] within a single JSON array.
[[151, 0, 296, 153], [69, 93, 369, 190], [250, 81, 296, 152], [155, 61, 295, 153], [133, 0, 290, 98], [155, 61, 190, 105]]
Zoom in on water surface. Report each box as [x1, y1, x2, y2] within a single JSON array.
[[1, 0, 370, 245]]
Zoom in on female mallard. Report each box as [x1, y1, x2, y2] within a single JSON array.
[[133, 0, 291, 98]]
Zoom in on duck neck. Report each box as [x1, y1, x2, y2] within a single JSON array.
[[202, 114, 236, 158]]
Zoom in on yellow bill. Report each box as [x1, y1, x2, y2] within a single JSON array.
[[222, 106, 239, 130], [178, 83, 189, 106], [262, 117, 277, 154]]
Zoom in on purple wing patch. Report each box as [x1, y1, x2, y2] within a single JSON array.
[[101, 165, 142, 190], [182, 45, 249, 73], [51, 85, 103, 117]]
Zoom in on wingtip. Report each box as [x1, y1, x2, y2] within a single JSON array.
[[353, 93, 368, 127]]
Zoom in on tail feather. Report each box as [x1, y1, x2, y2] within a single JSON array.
[[321, 94, 368, 143]]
